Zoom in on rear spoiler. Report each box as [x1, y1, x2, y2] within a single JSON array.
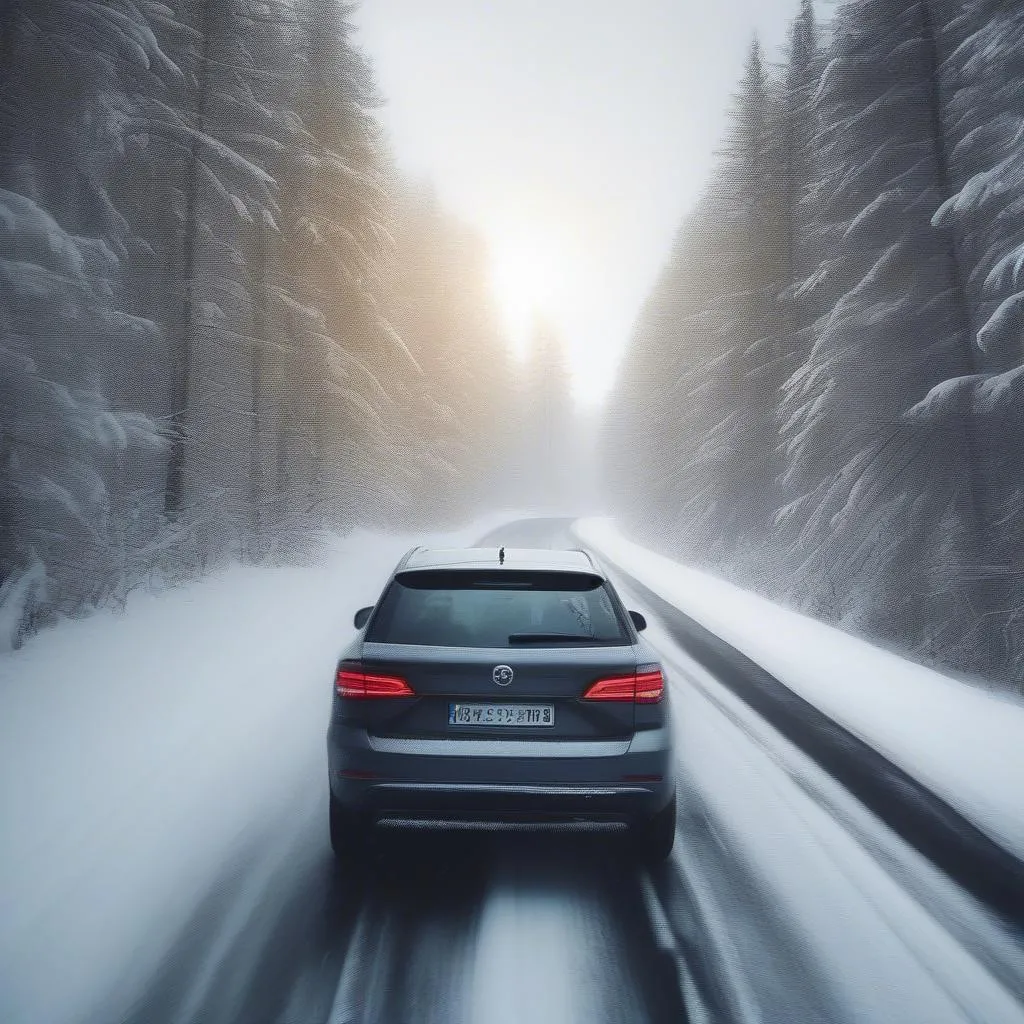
[[394, 569, 606, 591]]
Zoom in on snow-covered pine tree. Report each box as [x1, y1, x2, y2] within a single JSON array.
[[265, 0, 372, 541], [936, 0, 1024, 362], [118, 0, 303, 566], [628, 40, 790, 576], [602, 209, 715, 551], [606, 37, 796, 575], [781, 0, 821, 292], [776, 0, 823, 397], [706, 38, 792, 558], [383, 184, 513, 528], [778, 0, 994, 666], [914, 0, 1024, 677], [0, 1, 171, 643], [271, 0, 403, 537]]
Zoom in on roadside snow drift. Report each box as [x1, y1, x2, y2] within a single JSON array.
[[575, 517, 1024, 863]]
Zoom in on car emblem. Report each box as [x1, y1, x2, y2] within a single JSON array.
[[493, 664, 514, 687]]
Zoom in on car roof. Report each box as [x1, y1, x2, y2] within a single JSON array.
[[399, 546, 597, 574]]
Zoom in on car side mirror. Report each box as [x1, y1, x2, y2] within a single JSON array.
[[353, 606, 373, 630], [628, 610, 647, 633]]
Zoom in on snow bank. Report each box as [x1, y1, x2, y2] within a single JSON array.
[[0, 515, 507, 1024], [575, 517, 1024, 863]]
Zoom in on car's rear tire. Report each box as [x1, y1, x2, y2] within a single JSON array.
[[635, 795, 676, 863], [329, 793, 370, 862]]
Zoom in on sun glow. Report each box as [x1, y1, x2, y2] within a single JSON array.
[[490, 233, 569, 360], [488, 227, 623, 407]]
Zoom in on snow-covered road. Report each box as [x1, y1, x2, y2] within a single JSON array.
[[633, 598, 1024, 1023], [1, 516, 1021, 1024]]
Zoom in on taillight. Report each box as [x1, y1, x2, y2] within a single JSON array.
[[335, 665, 414, 698], [634, 670, 665, 704], [582, 668, 664, 704], [582, 674, 637, 701]]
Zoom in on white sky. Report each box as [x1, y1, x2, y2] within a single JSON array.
[[354, 0, 812, 405]]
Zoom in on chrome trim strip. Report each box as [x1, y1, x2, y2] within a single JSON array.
[[372, 783, 649, 797], [375, 818, 629, 832], [366, 735, 632, 757]]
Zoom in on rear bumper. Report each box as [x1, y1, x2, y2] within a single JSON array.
[[357, 783, 666, 827], [327, 720, 674, 826]]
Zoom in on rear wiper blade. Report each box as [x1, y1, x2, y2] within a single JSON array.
[[508, 632, 600, 644]]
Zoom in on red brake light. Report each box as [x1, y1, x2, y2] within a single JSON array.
[[582, 674, 637, 701], [335, 666, 414, 698], [634, 670, 665, 704], [582, 668, 664, 704]]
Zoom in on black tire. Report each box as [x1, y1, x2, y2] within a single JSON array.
[[329, 794, 370, 862], [635, 795, 676, 863]]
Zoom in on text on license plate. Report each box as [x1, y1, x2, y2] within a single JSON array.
[[448, 703, 555, 727]]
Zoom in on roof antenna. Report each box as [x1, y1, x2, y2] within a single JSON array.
[[499, 547, 506, 565]]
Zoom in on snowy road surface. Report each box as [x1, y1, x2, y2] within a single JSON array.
[[113, 828, 682, 1024], [1, 517, 1022, 1024]]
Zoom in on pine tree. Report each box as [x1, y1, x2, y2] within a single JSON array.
[[777, 0, 993, 660], [266, 0, 402, 539], [782, 0, 820, 289], [915, 0, 1024, 675], [0, 1, 172, 641], [606, 38, 794, 576], [936, 0, 1024, 364], [385, 184, 514, 527], [713, 38, 791, 547]]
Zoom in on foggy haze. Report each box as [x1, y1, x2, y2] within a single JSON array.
[[356, 0, 819, 401]]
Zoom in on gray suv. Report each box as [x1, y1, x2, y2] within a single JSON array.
[[326, 546, 676, 861]]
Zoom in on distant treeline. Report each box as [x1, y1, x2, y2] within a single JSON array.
[[0, 0, 575, 647], [607, 0, 1024, 685]]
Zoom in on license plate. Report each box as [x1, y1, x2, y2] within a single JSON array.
[[448, 703, 555, 727]]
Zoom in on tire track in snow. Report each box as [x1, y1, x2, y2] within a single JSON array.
[[322, 836, 686, 1024], [468, 847, 683, 1024], [103, 824, 685, 1024]]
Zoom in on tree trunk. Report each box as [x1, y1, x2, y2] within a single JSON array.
[[249, 220, 270, 559], [164, 0, 218, 522]]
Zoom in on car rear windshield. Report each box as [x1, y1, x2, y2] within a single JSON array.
[[365, 570, 630, 648]]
